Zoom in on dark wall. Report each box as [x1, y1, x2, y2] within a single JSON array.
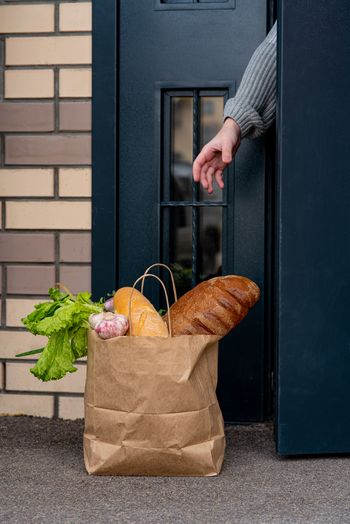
[[276, 0, 350, 454]]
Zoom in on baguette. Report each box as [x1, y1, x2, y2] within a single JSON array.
[[114, 287, 168, 337], [165, 275, 260, 337]]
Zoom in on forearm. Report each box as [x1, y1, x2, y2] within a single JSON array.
[[224, 22, 277, 139]]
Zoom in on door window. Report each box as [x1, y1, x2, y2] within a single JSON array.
[[161, 90, 226, 296]]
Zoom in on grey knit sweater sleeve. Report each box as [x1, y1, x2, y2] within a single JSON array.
[[223, 22, 277, 139]]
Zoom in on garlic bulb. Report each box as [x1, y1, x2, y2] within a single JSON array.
[[89, 312, 105, 330], [104, 297, 115, 313], [94, 312, 129, 339]]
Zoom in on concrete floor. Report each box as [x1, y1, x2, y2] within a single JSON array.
[[1, 416, 349, 523]]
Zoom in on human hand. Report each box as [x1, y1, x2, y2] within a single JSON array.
[[192, 118, 241, 194]]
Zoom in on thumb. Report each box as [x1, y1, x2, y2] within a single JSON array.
[[221, 142, 232, 164]]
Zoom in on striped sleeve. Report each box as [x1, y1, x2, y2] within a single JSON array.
[[223, 22, 277, 139]]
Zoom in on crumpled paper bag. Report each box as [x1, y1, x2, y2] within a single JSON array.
[[84, 329, 225, 476]]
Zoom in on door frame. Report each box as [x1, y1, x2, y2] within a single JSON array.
[[92, 0, 119, 300]]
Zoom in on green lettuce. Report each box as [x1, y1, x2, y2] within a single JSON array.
[[18, 288, 103, 382]]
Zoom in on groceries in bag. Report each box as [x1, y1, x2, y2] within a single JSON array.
[[17, 267, 260, 382]]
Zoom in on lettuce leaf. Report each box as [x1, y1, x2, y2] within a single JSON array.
[[71, 327, 88, 360], [30, 331, 77, 381], [19, 288, 103, 382]]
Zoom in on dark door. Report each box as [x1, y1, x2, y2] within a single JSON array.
[[93, 1, 275, 422], [276, 1, 350, 453]]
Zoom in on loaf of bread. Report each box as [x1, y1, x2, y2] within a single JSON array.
[[165, 275, 260, 337], [114, 287, 168, 337]]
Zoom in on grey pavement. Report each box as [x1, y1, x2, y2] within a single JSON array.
[[1, 416, 350, 524]]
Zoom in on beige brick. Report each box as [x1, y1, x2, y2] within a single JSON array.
[[0, 169, 53, 197], [6, 36, 91, 66], [59, 68, 91, 98], [59, 2, 92, 32], [5, 134, 91, 165], [59, 102, 91, 131], [5, 69, 54, 99], [0, 331, 47, 359], [0, 233, 55, 262], [7, 265, 55, 294], [59, 396, 84, 420], [6, 298, 45, 328], [0, 393, 54, 417], [6, 362, 86, 393], [6, 201, 91, 230], [0, 103, 54, 132], [60, 265, 91, 294], [60, 233, 91, 262], [0, 5, 54, 34], [0, 364, 3, 390], [59, 168, 91, 197]]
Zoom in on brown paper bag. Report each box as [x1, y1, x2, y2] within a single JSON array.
[[83, 271, 225, 476]]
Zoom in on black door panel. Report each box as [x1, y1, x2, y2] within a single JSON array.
[[118, 0, 271, 422]]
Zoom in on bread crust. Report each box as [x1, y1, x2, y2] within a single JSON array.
[[165, 275, 260, 337]]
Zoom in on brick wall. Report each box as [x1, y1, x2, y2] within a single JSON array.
[[0, 1, 92, 419]]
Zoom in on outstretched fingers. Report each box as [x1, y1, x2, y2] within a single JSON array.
[[215, 170, 224, 189], [193, 146, 215, 182]]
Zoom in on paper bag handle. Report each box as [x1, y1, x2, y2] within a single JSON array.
[[141, 263, 178, 303], [128, 273, 172, 337]]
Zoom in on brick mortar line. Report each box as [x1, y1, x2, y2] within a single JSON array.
[[3, 165, 91, 169], [5, 294, 52, 299], [3, 131, 91, 135], [0, 32, 92, 38], [3, 359, 87, 366], [1, 263, 6, 326], [1, 1, 90, 4], [0, 228, 91, 233], [0, 98, 92, 102], [4, 65, 92, 70], [0, 134, 4, 166], [0, 326, 31, 331], [54, 230, 60, 284], [1, 261, 91, 266], [1, 199, 5, 231], [54, 0, 59, 33], [53, 393, 59, 418], [53, 167, 59, 198], [4, 197, 91, 201], [1, 389, 85, 398], [2, 362, 6, 390], [54, 65, 59, 133]]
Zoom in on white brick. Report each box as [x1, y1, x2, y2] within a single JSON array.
[[0, 5, 54, 34], [0, 393, 54, 417], [6, 298, 44, 328], [6, 36, 91, 66], [6, 362, 86, 393], [5, 69, 54, 99], [59, 396, 84, 420], [0, 169, 54, 197], [0, 331, 47, 359], [59, 168, 91, 197], [59, 68, 91, 98], [60, 2, 92, 32], [6, 201, 91, 230]]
